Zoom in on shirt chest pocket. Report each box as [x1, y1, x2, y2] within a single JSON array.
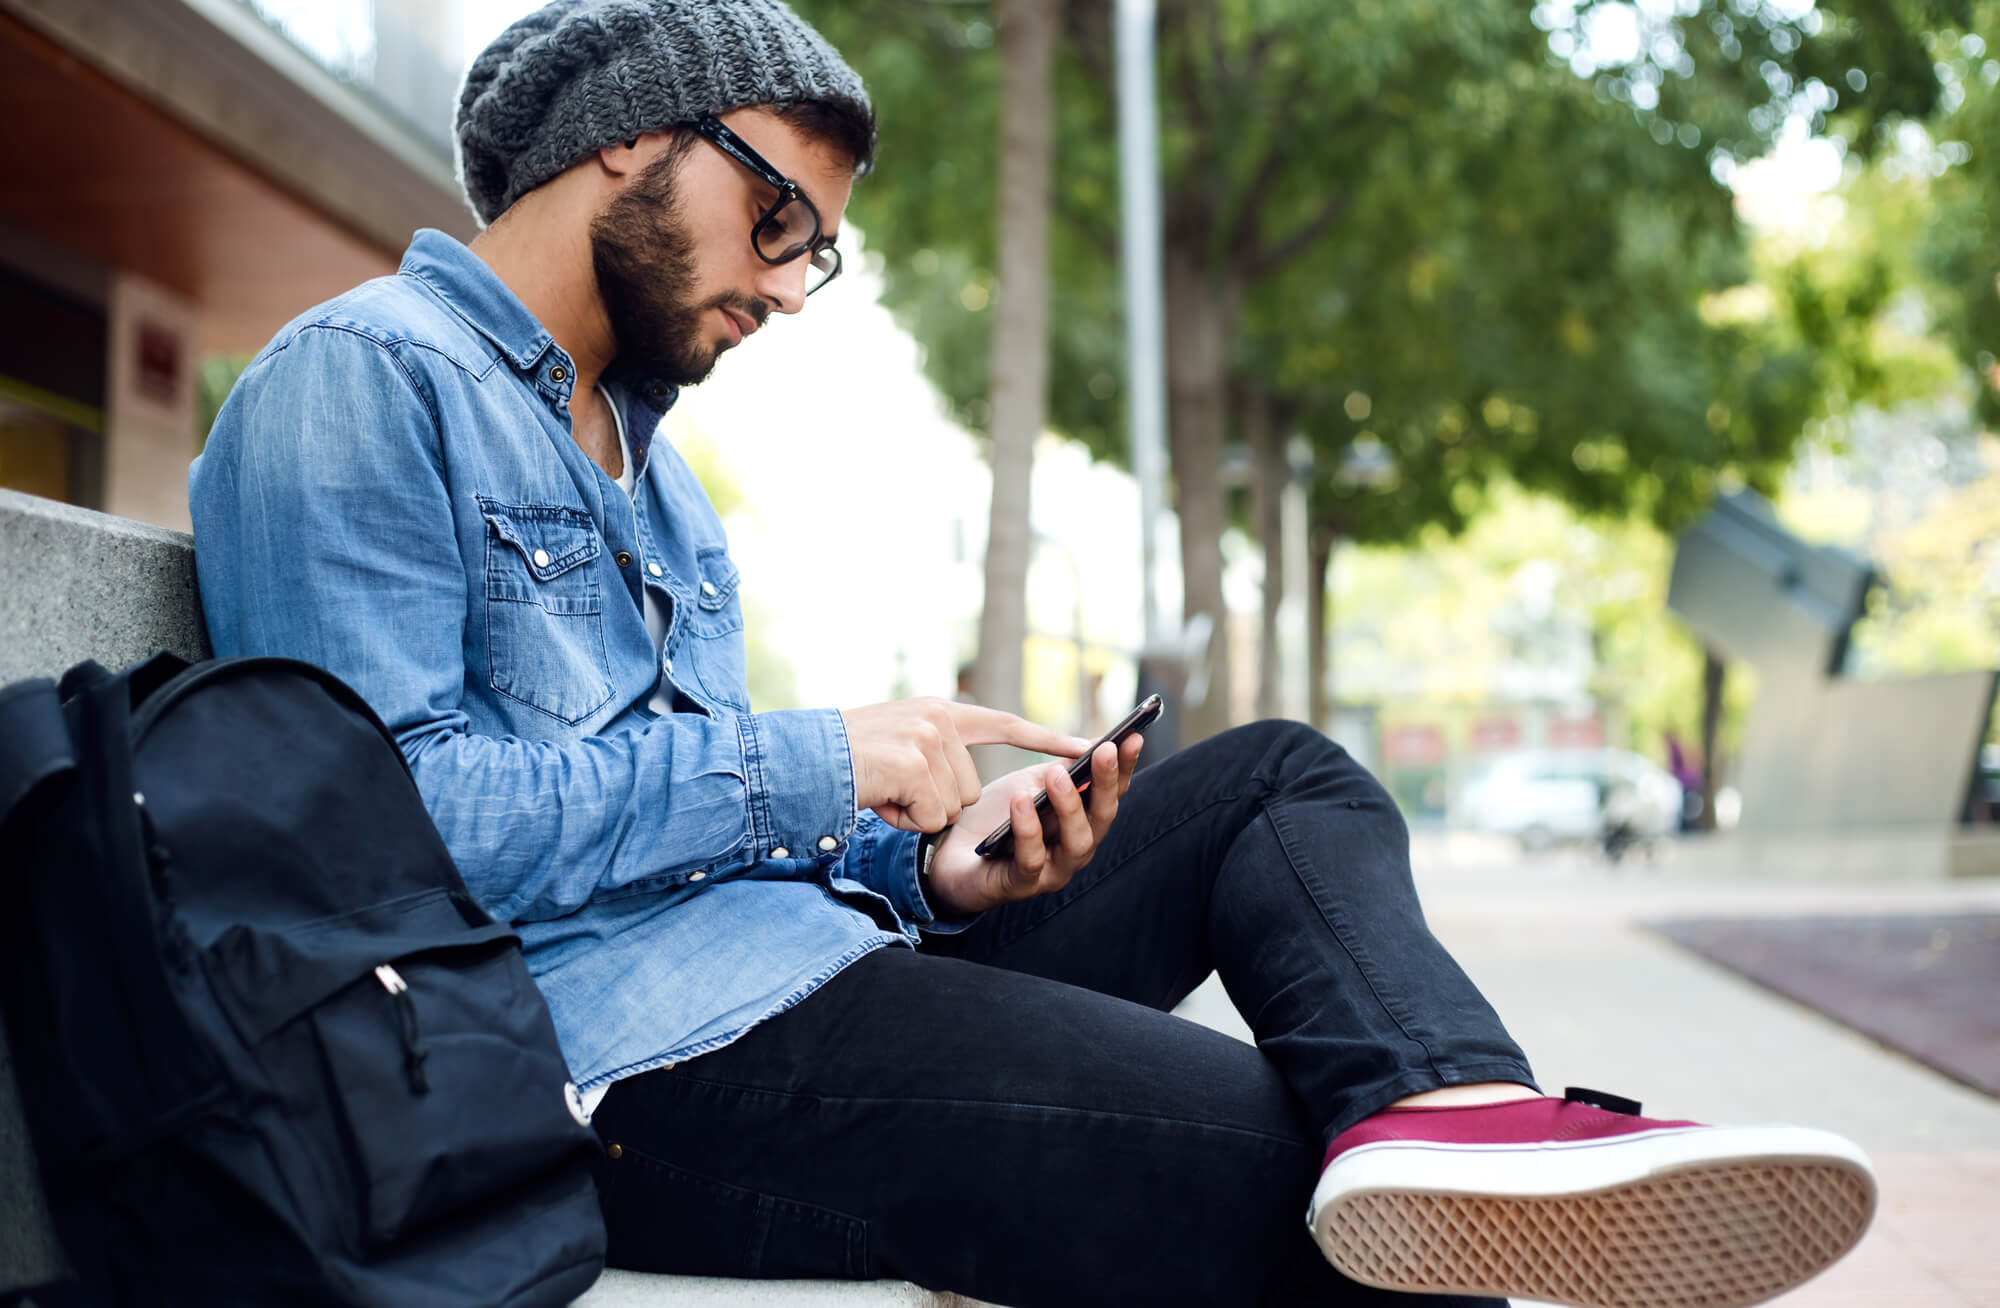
[[681, 545, 749, 710], [480, 500, 614, 725]]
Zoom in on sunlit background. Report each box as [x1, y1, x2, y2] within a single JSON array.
[[216, 0, 1999, 831]]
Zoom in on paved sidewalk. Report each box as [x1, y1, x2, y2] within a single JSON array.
[[1174, 837, 2000, 1307]]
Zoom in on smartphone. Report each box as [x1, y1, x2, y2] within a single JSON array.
[[973, 694, 1164, 859]]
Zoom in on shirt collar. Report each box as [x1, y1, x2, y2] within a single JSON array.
[[399, 230, 684, 420], [399, 228, 558, 373]]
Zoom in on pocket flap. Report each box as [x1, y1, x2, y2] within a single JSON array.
[[480, 500, 601, 581], [694, 546, 741, 610], [206, 889, 520, 1043]]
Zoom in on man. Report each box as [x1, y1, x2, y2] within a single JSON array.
[[189, 2, 1875, 1304]]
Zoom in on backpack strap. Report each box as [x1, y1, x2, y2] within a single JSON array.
[[0, 680, 72, 830], [0, 682, 75, 1300], [70, 670, 221, 1138]]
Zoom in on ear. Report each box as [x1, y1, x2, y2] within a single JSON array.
[[598, 137, 646, 177]]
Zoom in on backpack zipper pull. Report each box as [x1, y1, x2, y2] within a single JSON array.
[[375, 964, 430, 1095]]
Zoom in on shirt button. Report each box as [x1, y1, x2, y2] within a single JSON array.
[[531, 548, 551, 568], [689, 870, 706, 881], [664, 658, 674, 675], [615, 551, 634, 568], [606, 1143, 623, 1160], [701, 580, 717, 597], [550, 364, 568, 383], [817, 836, 837, 852], [649, 562, 664, 578], [771, 847, 790, 860]]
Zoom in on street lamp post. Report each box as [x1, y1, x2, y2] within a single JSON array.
[[1115, 0, 1167, 654]]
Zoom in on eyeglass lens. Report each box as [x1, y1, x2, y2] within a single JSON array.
[[755, 196, 819, 262], [754, 197, 839, 293]]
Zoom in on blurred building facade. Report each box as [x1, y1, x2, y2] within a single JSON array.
[[0, 0, 476, 530]]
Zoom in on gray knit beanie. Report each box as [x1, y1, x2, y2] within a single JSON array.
[[456, 0, 871, 225]]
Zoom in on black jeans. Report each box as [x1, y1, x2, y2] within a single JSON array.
[[591, 721, 1534, 1307]]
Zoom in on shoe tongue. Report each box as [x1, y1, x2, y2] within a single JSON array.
[[1564, 1086, 1643, 1116]]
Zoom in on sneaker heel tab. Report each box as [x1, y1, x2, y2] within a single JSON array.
[[1564, 1086, 1643, 1116]]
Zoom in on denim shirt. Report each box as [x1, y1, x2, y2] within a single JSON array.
[[189, 229, 953, 1095]]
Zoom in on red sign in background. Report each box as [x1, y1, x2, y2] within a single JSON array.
[[1547, 715, 1604, 748], [1383, 723, 1447, 768]]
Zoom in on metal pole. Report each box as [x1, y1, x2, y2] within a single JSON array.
[[1116, 0, 1168, 651], [1278, 436, 1312, 722]]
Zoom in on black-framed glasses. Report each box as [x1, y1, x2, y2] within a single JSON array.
[[691, 115, 842, 296]]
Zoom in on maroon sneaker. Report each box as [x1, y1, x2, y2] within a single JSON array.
[[1307, 1088, 1876, 1308]]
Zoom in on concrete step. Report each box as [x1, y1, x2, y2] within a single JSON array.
[[573, 1270, 996, 1306]]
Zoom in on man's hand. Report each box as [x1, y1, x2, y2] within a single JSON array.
[[842, 698, 1093, 834], [924, 732, 1144, 916]]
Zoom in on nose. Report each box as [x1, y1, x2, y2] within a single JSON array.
[[752, 256, 811, 316]]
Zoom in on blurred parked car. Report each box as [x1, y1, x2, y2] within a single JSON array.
[[1457, 749, 1684, 851]]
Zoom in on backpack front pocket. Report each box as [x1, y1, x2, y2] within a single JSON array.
[[205, 893, 600, 1255], [309, 937, 595, 1250]]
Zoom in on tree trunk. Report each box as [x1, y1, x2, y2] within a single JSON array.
[[1245, 387, 1282, 721], [1307, 524, 1336, 733], [971, 0, 1057, 741], [1163, 241, 1237, 744], [1699, 646, 1725, 831]]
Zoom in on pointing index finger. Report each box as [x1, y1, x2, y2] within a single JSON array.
[[948, 703, 1094, 757]]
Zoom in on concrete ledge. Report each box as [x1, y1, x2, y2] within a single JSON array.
[[574, 1272, 995, 1306], [0, 487, 210, 683]]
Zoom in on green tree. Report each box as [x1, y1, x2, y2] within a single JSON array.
[[1913, 1, 2000, 423], [796, 0, 1957, 741]]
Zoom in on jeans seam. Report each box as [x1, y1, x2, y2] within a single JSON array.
[[661, 1075, 1310, 1151], [1263, 799, 1447, 1079], [611, 1146, 873, 1277]]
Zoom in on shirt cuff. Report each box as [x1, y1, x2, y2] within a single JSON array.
[[845, 816, 981, 934], [736, 707, 857, 861]]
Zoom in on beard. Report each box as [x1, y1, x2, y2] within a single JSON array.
[[589, 144, 768, 387]]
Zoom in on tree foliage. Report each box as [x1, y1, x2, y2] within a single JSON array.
[[793, 0, 1963, 731], [1913, 0, 2000, 425], [802, 0, 1953, 488]]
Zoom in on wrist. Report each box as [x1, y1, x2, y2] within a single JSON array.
[[916, 829, 973, 916]]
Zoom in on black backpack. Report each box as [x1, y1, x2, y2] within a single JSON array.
[[0, 653, 606, 1307]]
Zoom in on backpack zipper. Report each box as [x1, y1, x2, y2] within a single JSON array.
[[374, 964, 430, 1095]]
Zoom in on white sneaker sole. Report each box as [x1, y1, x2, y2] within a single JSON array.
[[1307, 1124, 1877, 1308]]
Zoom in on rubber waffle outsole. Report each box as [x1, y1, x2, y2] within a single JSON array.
[[1318, 1160, 1874, 1308]]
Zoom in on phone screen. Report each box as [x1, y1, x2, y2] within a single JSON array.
[[972, 694, 1164, 858]]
